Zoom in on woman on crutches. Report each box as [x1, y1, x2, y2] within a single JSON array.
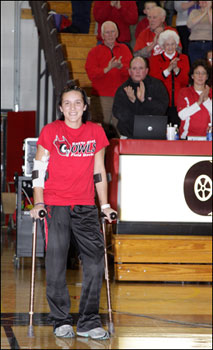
[[30, 84, 116, 340]]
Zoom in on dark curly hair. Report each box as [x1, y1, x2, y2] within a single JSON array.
[[189, 59, 210, 86], [58, 84, 90, 123]]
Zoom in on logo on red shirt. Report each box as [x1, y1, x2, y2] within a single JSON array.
[[53, 135, 96, 157]]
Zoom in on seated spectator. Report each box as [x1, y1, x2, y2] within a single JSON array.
[[174, 1, 198, 55], [187, 1, 212, 65], [85, 21, 132, 130], [112, 56, 169, 138], [149, 30, 190, 126], [61, 1, 92, 33], [134, 6, 182, 58], [135, 1, 158, 39], [93, 1, 138, 46], [177, 59, 212, 139]]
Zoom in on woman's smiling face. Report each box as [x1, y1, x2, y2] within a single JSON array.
[[60, 90, 87, 128]]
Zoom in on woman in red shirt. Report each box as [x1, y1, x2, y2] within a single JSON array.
[[149, 29, 190, 126], [30, 85, 117, 340], [177, 59, 212, 139]]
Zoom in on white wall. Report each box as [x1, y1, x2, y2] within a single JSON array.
[[1, 1, 38, 111], [1, 1, 15, 110]]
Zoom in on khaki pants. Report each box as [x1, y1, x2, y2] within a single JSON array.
[[90, 95, 114, 126]]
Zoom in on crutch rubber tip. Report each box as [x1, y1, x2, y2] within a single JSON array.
[[27, 326, 35, 337], [108, 322, 115, 335]]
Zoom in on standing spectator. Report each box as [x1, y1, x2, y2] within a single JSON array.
[[163, 1, 175, 26], [134, 6, 182, 58], [85, 21, 132, 129], [61, 1, 92, 33], [149, 30, 190, 126], [174, 1, 197, 55], [112, 56, 169, 138], [93, 1, 138, 46], [187, 1, 212, 65], [136, 0, 161, 15], [135, 1, 158, 39], [177, 59, 212, 139]]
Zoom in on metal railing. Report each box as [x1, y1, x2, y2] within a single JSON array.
[[29, 1, 73, 135]]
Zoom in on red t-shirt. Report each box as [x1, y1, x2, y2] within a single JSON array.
[[37, 120, 109, 205]]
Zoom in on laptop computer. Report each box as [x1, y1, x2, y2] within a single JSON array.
[[133, 115, 168, 140]]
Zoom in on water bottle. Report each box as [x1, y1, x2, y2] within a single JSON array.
[[206, 123, 212, 141], [174, 124, 179, 140]]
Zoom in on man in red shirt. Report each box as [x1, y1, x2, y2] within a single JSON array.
[[135, 1, 158, 39], [93, 1, 138, 44], [85, 20, 132, 130], [134, 6, 182, 58]]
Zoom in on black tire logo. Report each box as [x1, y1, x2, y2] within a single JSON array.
[[184, 161, 212, 216]]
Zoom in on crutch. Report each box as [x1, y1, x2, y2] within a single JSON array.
[[28, 209, 46, 337], [101, 211, 117, 336]]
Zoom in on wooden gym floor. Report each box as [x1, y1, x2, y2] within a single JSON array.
[[1, 226, 212, 350]]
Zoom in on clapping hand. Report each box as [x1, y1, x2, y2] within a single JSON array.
[[198, 85, 210, 105], [168, 57, 180, 72], [153, 25, 164, 44], [124, 86, 136, 103], [105, 56, 123, 73], [124, 81, 145, 103], [136, 81, 145, 102]]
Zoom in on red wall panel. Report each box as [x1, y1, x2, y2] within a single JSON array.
[[6, 111, 36, 187]]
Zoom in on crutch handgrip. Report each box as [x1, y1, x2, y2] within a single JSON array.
[[109, 212, 117, 220], [38, 209, 46, 218], [101, 212, 117, 221]]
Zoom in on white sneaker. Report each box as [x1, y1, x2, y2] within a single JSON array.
[[77, 327, 109, 340], [54, 324, 75, 338]]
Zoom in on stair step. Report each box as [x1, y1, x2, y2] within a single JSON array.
[[59, 33, 97, 47]]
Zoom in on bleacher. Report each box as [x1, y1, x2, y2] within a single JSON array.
[[47, 1, 97, 95], [23, 1, 97, 96]]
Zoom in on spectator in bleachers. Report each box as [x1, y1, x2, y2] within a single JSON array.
[[135, 1, 158, 39], [93, 1, 138, 46], [187, 1, 212, 65], [174, 1, 198, 55], [61, 1, 92, 33], [177, 59, 212, 139], [85, 21, 132, 130], [149, 30, 190, 126], [112, 56, 169, 138], [206, 50, 212, 86], [135, 0, 161, 16], [163, 1, 175, 26], [134, 6, 182, 59]]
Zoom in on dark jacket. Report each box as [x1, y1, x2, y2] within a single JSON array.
[[112, 75, 169, 138]]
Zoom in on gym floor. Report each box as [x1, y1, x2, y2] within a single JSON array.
[[1, 226, 212, 350]]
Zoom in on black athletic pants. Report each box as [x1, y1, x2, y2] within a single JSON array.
[[44, 205, 104, 332]]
